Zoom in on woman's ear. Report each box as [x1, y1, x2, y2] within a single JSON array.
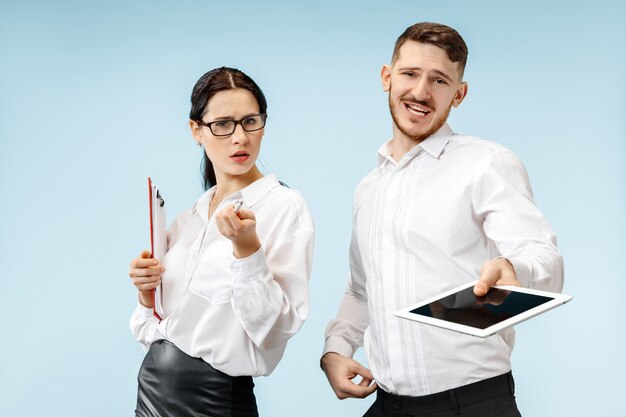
[[190, 120, 202, 145]]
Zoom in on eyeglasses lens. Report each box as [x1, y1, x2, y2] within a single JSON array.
[[211, 115, 266, 136]]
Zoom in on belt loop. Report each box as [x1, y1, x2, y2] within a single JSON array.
[[508, 372, 515, 395], [448, 389, 460, 415]]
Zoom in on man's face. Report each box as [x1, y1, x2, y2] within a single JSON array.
[[382, 41, 468, 143]]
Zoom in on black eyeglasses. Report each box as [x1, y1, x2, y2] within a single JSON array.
[[196, 113, 267, 137]]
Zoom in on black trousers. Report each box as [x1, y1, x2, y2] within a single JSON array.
[[135, 339, 259, 417], [363, 372, 522, 417]]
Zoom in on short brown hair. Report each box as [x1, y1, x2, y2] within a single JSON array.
[[392, 22, 468, 73]]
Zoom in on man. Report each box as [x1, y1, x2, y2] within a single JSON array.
[[321, 22, 563, 417]]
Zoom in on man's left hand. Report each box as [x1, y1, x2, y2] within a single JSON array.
[[474, 257, 520, 296]]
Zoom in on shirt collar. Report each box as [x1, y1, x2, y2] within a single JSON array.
[[192, 174, 281, 218], [239, 174, 281, 207], [377, 123, 454, 168]]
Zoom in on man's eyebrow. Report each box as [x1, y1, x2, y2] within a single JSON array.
[[397, 67, 455, 83], [397, 66, 423, 73], [430, 69, 455, 83]]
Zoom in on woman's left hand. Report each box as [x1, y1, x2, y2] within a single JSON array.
[[215, 204, 261, 259]]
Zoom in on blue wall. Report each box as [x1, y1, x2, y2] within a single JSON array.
[[1, 1, 624, 415]]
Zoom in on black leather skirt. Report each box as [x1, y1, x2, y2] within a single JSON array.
[[135, 339, 259, 417]]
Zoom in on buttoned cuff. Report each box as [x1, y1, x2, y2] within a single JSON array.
[[506, 257, 532, 288], [323, 335, 356, 358], [135, 302, 155, 318], [230, 246, 269, 283]]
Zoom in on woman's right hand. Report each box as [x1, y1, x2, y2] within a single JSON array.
[[128, 250, 166, 308]]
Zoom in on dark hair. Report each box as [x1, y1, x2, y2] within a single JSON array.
[[392, 22, 468, 75], [189, 67, 268, 190]]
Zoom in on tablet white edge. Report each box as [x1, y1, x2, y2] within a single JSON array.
[[394, 280, 573, 338]]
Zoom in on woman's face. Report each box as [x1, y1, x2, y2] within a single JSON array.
[[191, 88, 263, 182]]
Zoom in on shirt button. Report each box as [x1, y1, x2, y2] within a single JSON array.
[[394, 402, 402, 410]]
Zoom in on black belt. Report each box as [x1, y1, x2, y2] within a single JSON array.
[[376, 372, 515, 415]]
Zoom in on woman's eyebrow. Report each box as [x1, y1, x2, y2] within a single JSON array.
[[208, 112, 259, 121]]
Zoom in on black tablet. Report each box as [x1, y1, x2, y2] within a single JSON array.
[[395, 281, 572, 337]]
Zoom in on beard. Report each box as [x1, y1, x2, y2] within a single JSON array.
[[388, 90, 453, 143]]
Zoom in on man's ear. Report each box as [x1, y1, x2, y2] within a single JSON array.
[[452, 82, 468, 108], [381, 65, 392, 92]]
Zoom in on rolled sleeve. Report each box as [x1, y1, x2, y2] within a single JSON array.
[[130, 303, 165, 350], [323, 335, 356, 358], [230, 229, 314, 350], [230, 247, 269, 283]]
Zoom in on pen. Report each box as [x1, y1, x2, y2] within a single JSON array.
[[233, 200, 243, 214]]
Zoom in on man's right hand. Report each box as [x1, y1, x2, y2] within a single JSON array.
[[321, 352, 377, 399]]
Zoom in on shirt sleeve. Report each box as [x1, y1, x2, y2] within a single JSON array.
[[129, 302, 167, 350], [230, 228, 314, 351], [472, 150, 564, 292], [322, 206, 370, 358]]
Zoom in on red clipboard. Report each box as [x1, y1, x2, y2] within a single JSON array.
[[148, 177, 166, 321]]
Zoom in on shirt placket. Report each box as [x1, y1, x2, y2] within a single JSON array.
[[183, 222, 211, 293], [368, 166, 392, 390], [382, 165, 408, 392]]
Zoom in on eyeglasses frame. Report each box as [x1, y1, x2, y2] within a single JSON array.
[[195, 113, 268, 137]]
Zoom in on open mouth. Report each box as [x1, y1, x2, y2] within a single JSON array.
[[404, 102, 432, 117], [230, 150, 250, 163]]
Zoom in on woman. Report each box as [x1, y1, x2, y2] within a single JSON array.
[[128, 67, 314, 417]]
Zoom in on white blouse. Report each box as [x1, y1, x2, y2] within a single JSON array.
[[130, 174, 315, 377]]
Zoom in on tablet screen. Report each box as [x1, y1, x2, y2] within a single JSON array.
[[410, 286, 555, 330]]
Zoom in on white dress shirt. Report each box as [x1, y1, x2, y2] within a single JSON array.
[[131, 174, 315, 377], [324, 124, 563, 396]]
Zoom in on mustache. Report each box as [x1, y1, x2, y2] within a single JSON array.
[[401, 98, 435, 112]]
